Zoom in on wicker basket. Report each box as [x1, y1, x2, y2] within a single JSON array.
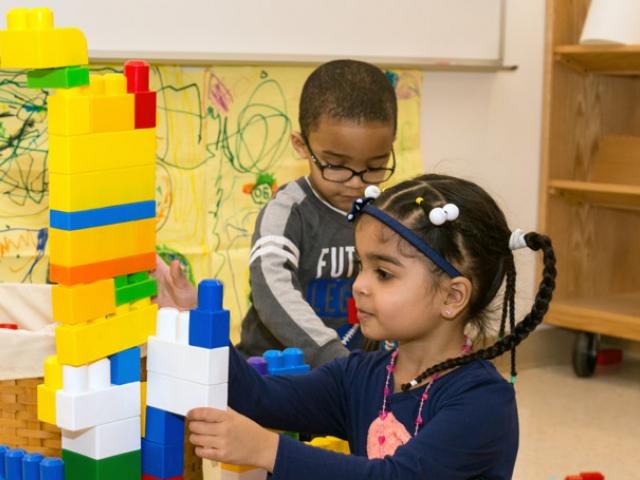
[[0, 374, 203, 480]]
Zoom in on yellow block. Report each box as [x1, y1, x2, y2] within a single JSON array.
[[50, 218, 156, 267], [37, 384, 57, 425], [43, 355, 63, 389], [220, 464, 258, 473], [141, 381, 147, 437], [0, 8, 88, 69], [308, 436, 350, 454], [90, 74, 135, 133], [52, 279, 116, 325], [49, 164, 155, 211], [47, 86, 93, 136], [48, 128, 156, 174], [56, 303, 157, 366]]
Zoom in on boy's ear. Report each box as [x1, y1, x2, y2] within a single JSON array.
[[291, 132, 308, 159], [441, 276, 472, 320]]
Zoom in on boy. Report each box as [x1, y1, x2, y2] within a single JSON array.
[[156, 60, 397, 367]]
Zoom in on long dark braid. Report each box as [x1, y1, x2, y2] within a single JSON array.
[[400, 232, 556, 391]]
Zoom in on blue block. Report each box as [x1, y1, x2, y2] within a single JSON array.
[[197, 279, 223, 311], [0, 445, 9, 479], [145, 406, 184, 446], [109, 347, 141, 385], [188, 309, 229, 349], [264, 348, 310, 376], [6, 449, 25, 480], [39, 458, 63, 480], [50, 200, 156, 230], [22, 453, 43, 480], [141, 438, 183, 478]]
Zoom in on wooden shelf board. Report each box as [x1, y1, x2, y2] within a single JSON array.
[[548, 179, 640, 209], [555, 45, 640, 74], [545, 293, 640, 341]]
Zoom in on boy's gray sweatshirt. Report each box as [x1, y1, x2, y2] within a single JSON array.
[[238, 177, 357, 367]]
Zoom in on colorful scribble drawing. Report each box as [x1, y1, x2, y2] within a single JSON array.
[[0, 64, 422, 340]]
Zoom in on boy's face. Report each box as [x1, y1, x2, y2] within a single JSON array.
[[292, 116, 396, 213]]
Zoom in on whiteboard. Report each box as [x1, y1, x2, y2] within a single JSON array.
[[2, 0, 505, 67]]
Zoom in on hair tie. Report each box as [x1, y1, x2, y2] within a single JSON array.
[[429, 203, 459, 226], [509, 229, 527, 250], [347, 185, 382, 222]]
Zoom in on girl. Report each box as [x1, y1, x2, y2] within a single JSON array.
[[187, 174, 556, 479]]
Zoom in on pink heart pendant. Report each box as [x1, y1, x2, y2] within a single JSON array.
[[378, 435, 386, 445]]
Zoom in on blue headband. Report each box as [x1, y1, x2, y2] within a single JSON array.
[[354, 203, 463, 278]]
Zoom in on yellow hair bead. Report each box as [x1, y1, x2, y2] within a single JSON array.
[[416, 197, 424, 205]]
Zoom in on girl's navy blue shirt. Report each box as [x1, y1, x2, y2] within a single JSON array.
[[228, 345, 518, 479]]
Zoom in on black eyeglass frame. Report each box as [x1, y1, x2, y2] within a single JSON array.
[[302, 136, 396, 184]]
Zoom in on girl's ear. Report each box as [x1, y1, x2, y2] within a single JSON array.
[[291, 132, 308, 159], [441, 276, 472, 320]]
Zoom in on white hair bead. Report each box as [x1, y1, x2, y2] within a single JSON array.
[[429, 207, 447, 226], [442, 203, 459, 221], [364, 185, 381, 199]]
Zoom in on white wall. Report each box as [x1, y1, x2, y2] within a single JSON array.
[[421, 0, 546, 315]]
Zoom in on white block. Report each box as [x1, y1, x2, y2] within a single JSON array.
[[177, 311, 190, 345], [156, 307, 179, 341], [147, 336, 229, 385], [62, 416, 141, 459], [63, 365, 88, 393], [88, 358, 110, 390], [146, 371, 227, 416], [56, 382, 140, 431], [221, 468, 268, 480]]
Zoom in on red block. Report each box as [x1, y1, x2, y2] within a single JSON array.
[[580, 473, 605, 480], [597, 348, 622, 365], [124, 59, 150, 93], [142, 475, 183, 480], [0, 323, 18, 330], [135, 90, 157, 129], [347, 297, 359, 325]]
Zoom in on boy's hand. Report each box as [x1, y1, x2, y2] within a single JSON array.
[[152, 254, 197, 310], [187, 407, 279, 472]]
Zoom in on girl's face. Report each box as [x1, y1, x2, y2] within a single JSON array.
[[352, 216, 447, 343]]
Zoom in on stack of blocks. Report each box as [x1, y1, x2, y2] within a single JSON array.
[[144, 280, 231, 479], [0, 446, 64, 480], [0, 7, 158, 480]]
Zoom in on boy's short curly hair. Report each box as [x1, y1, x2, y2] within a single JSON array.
[[299, 59, 398, 137]]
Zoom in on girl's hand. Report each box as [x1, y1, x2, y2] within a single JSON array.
[[187, 407, 279, 472], [152, 254, 197, 310]]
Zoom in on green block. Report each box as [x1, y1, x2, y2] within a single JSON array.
[[128, 271, 150, 284], [62, 449, 141, 480], [115, 277, 158, 306], [114, 275, 128, 288], [27, 66, 90, 89]]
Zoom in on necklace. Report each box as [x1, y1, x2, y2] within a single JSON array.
[[380, 335, 473, 437]]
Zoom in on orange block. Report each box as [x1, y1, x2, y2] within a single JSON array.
[[50, 252, 155, 286], [89, 74, 135, 133], [52, 279, 116, 325]]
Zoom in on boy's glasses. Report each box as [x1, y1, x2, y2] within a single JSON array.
[[303, 136, 396, 184]]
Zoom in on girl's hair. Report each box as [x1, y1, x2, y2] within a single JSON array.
[[365, 174, 556, 391]]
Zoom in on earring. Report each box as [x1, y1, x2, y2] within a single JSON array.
[[445, 309, 453, 317]]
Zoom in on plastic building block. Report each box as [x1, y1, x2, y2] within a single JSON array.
[[89, 74, 135, 133], [247, 357, 268, 376], [52, 279, 116, 325], [597, 348, 623, 365], [5, 448, 25, 480], [141, 475, 183, 480], [55, 303, 157, 366], [307, 436, 350, 454], [263, 348, 310, 376], [124, 60, 150, 93], [188, 280, 230, 349], [147, 337, 229, 386], [49, 217, 155, 267], [37, 384, 57, 425], [115, 275, 158, 306], [49, 164, 155, 212], [109, 347, 141, 385], [141, 438, 183, 478], [56, 382, 140, 431], [0, 323, 18, 329], [155, 308, 190, 343], [0, 445, 8, 476], [146, 371, 227, 417], [144, 406, 184, 446], [134, 91, 157, 129], [22, 452, 44, 480], [48, 128, 156, 173], [0, 8, 88, 69], [347, 297, 358, 324], [220, 463, 267, 480], [62, 449, 140, 480], [50, 251, 156, 285], [39, 457, 64, 480], [44, 355, 63, 389], [580, 474, 605, 480], [62, 417, 141, 459], [27, 66, 89, 88], [46, 85, 92, 135]]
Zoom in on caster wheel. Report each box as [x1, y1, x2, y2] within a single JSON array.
[[572, 332, 599, 377]]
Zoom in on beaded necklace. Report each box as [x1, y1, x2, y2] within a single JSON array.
[[379, 335, 473, 438]]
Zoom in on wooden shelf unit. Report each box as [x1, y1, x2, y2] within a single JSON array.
[[540, 0, 640, 342]]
